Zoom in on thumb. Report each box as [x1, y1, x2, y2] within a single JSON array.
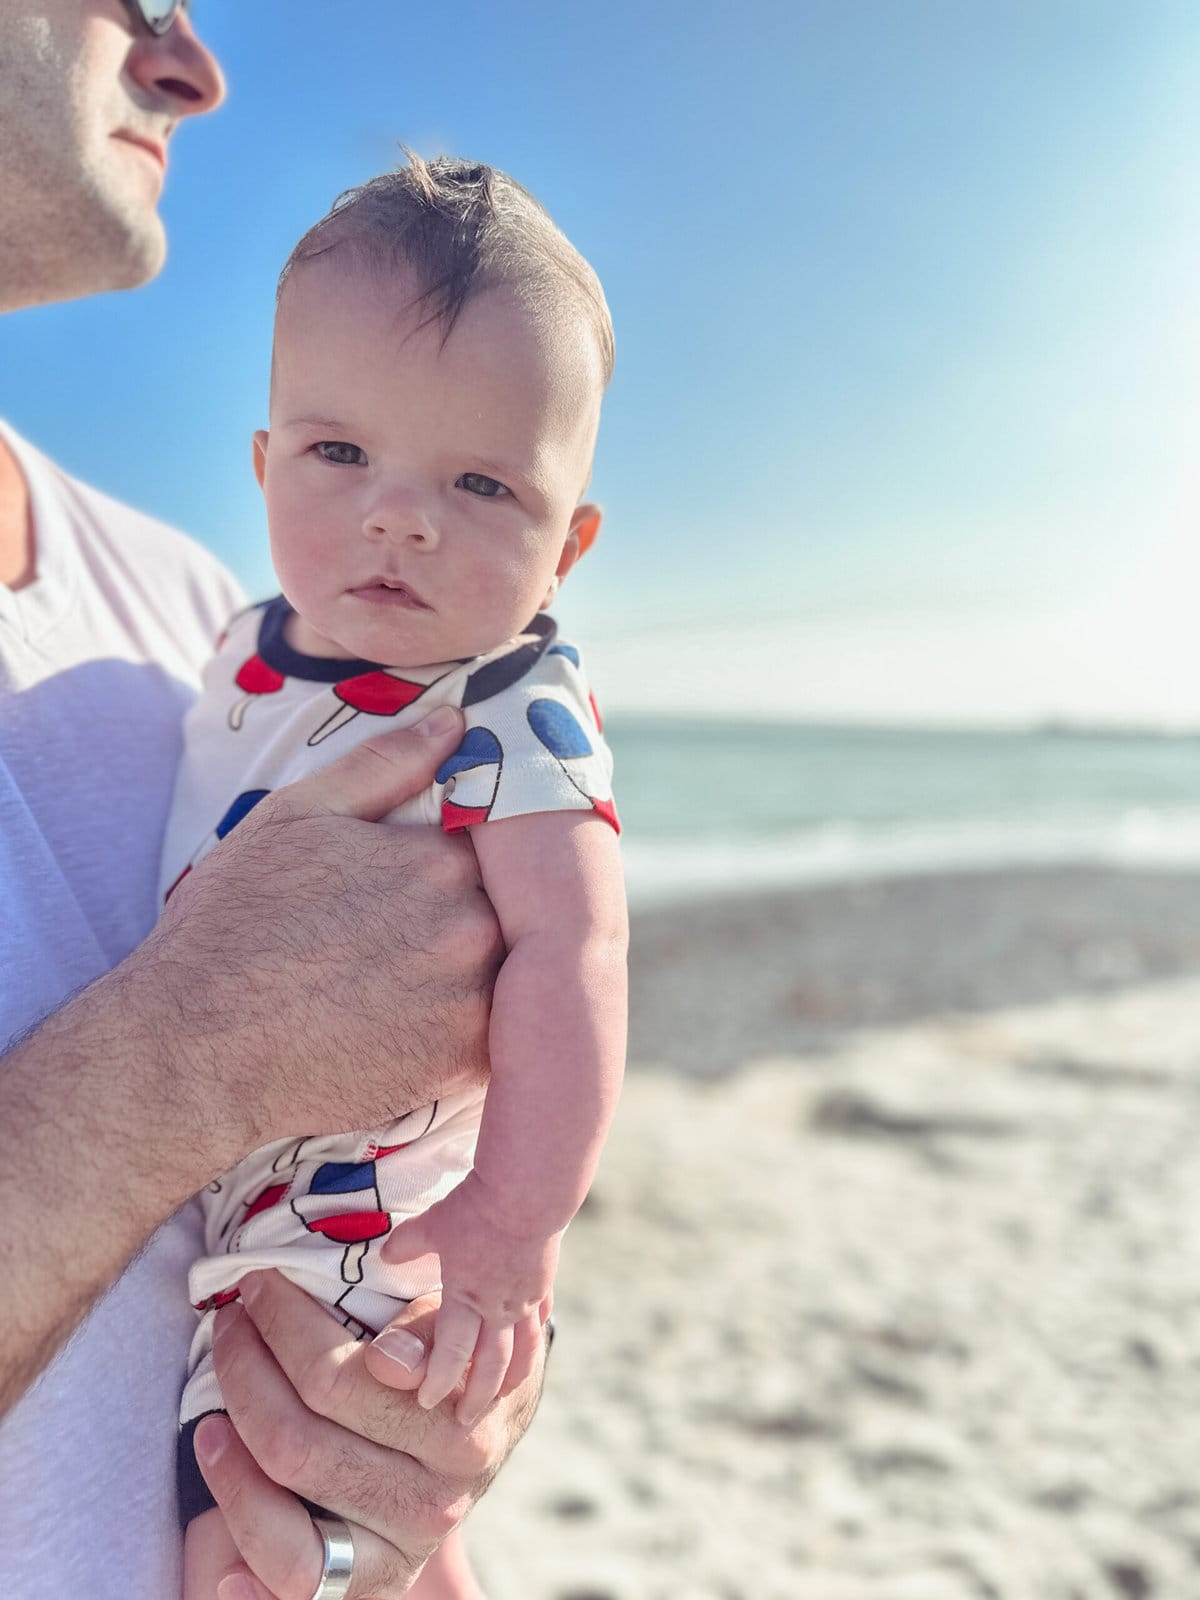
[[364, 1292, 442, 1390], [269, 705, 465, 823]]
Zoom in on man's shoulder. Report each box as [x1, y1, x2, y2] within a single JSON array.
[[57, 459, 240, 600], [11, 427, 247, 636]]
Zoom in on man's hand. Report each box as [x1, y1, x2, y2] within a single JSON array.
[[193, 1271, 546, 1599], [0, 708, 505, 1413], [143, 704, 504, 1165]]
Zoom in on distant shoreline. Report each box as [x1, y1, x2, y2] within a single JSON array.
[[607, 717, 1200, 911], [606, 710, 1200, 740]]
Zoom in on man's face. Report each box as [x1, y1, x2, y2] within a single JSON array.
[[256, 258, 605, 669], [0, 0, 223, 312]]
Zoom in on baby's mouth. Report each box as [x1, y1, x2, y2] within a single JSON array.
[[351, 579, 432, 611]]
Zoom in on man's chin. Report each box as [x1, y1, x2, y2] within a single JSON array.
[[104, 214, 168, 292], [46, 201, 167, 301], [68, 177, 169, 292]]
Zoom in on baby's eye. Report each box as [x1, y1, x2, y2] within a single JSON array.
[[456, 472, 511, 499], [315, 441, 367, 467]]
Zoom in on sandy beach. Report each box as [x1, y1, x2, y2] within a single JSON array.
[[466, 865, 1200, 1598]]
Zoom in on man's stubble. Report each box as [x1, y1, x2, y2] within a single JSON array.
[[0, 14, 166, 313]]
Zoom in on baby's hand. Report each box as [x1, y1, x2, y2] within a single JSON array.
[[381, 1173, 558, 1424]]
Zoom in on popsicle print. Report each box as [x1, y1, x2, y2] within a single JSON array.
[[308, 668, 442, 747], [163, 787, 272, 902], [291, 1157, 392, 1285], [436, 726, 503, 830], [527, 696, 620, 832], [229, 653, 286, 730]]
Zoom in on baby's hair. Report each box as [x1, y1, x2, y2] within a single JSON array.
[[277, 150, 614, 386]]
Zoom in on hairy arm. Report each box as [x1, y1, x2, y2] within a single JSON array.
[[0, 713, 502, 1416], [0, 959, 219, 1415]]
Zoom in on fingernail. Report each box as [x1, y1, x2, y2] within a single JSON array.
[[416, 705, 459, 736], [371, 1327, 426, 1371], [217, 1575, 258, 1600], [238, 1273, 262, 1307], [194, 1415, 231, 1468]]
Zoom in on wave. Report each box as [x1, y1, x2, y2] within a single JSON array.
[[620, 807, 1200, 908]]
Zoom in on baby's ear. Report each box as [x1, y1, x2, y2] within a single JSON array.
[[539, 505, 603, 610], [559, 504, 602, 577], [252, 429, 270, 489]]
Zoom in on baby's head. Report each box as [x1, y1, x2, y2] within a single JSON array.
[[255, 153, 614, 667]]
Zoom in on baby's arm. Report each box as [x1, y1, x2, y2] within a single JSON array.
[[383, 808, 628, 1423]]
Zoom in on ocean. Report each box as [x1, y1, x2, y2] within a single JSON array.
[[606, 717, 1200, 907]]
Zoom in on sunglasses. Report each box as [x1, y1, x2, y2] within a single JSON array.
[[122, 0, 190, 36]]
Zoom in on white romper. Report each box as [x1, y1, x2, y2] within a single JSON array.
[[161, 596, 617, 1516]]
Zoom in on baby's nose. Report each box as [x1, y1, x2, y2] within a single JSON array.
[[362, 491, 438, 546]]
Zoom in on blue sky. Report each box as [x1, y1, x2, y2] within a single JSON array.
[[5, 1, 1200, 723]]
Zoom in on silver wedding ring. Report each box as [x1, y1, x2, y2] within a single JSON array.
[[307, 1515, 355, 1600]]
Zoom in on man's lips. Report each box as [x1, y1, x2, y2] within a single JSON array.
[[112, 131, 167, 171], [349, 580, 433, 611]]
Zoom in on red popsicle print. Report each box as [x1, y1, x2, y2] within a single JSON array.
[[193, 1285, 242, 1312], [308, 669, 433, 746], [163, 864, 191, 902], [241, 1182, 290, 1224], [304, 1210, 391, 1245], [591, 796, 620, 831], [229, 654, 286, 730], [304, 1209, 391, 1285]]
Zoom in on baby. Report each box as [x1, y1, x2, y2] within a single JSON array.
[[161, 155, 628, 1599]]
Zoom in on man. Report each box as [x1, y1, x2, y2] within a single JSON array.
[[0, 4, 543, 1596]]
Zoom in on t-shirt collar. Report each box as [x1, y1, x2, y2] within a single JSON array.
[[0, 420, 80, 642]]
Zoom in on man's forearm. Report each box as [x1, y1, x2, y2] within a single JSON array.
[[0, 719, 499, 1417], [0, 959, 224, 1414]]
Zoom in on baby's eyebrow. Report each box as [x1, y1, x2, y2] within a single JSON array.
[[471, 455, 545, 492], [282, 415, 352, 433]]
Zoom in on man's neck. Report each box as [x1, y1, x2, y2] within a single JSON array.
[[0, 436, 35, 590]]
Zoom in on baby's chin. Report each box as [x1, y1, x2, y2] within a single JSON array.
[[328, 615, 527, 671], [293, 590, 549, 668]]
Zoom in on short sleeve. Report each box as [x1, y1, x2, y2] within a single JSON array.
[[434, 632, 619, 835]]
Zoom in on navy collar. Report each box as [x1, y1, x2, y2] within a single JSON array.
[[255, 595, 385, 683]]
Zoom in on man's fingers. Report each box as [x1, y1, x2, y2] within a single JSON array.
[[267, 706, 465, 823], [366, 1294, 444, 1392], [234, 1273, 431, 1446], [201, 1277, 550, 1598], [212, 1299, 441, 1547], [196, 1410, 413, 1600], [194, 1413, 325, 1600]]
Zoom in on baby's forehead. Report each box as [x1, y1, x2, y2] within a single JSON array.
[[275, 256, 606, 407]]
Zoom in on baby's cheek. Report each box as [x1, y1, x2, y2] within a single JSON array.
[[273, 525, 330, 605]]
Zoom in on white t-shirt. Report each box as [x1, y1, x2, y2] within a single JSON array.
[[0, 422, 244, 1597]]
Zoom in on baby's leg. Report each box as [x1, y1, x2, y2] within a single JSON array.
[[408, 1530, 486, 1599], [182, 1504, 242, 1600]]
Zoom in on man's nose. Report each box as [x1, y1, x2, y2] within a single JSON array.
[[126, 13, 226, 119]]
